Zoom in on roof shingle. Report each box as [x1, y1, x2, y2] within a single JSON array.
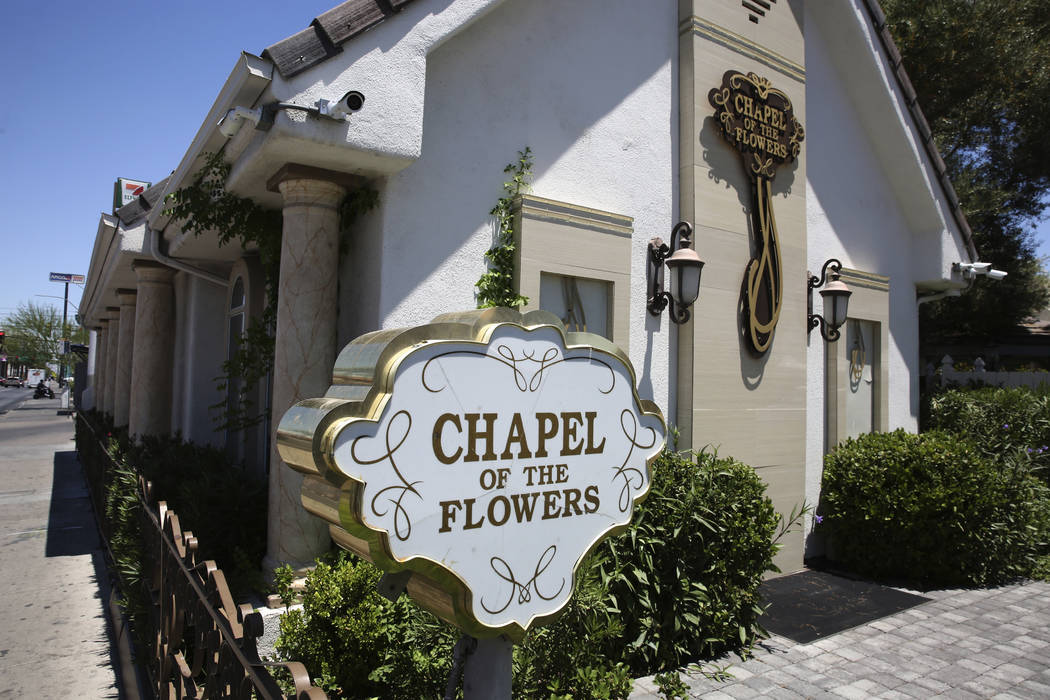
[[263, 0, 416, 78]]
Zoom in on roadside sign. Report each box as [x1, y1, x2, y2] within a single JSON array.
[[49, 273, 85, 283]]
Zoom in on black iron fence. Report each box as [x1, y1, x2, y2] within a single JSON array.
[[76, 413, 327, 700]]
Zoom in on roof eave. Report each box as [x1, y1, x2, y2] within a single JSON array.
[[147, 51, 274, 234]]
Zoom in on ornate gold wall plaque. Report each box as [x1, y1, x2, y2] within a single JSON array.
[[709, 71, 804, 354], [277, 308, 665, 639]]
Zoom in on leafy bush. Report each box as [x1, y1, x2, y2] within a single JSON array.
[[512, 564, 633, 699], [75, 413, 150, 650], [75, 412, 267, 595], [594, 449, 780, 674], [276, 552, 457, 699], [127, 433, 268, 593], [820, 429, 1050, 586], [927, 386, 1050, 484], [276, 449, 785, 698]]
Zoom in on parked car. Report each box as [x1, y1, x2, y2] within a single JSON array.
[[1, 376, 25, 388]]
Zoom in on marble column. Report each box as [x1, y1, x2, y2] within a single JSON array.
[[94, 321, 109, 414], [103, 307, 120, 417], [129, 261, 176, 440], [265, 171, 347, 569], [113, 289, 137, 427]]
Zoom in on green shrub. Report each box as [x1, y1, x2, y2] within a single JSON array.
[[74, 412, 267, 595], [820, 429, 1050, 586], [276, 552, 457, 699], [513, 564, 633, 699], [276, 449, 785, 697], [127, 433, 268, 594], [594, 449, 780, 673], [927, 386, 1050, 484]]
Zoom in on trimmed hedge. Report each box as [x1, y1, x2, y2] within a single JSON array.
[[820, 429, 1050, 587]]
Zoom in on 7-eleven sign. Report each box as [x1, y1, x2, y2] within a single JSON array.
[[113, 178, 151, 212]]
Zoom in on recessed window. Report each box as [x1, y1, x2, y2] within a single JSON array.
[[230, 277, 245, 311], [539, 272, 612, 339], [514, 195, 632, 344], [825, 268, 889, 452]]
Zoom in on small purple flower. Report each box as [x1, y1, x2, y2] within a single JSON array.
[[1003, 424, 1010, 429], [814, 515, 824, 524], [1027, 448, 1034, 454]]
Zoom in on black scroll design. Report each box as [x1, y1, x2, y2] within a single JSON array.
[[480, 544, 566, 615], [351, 410, 421, 541], [422, 345, 615, 395], [613, 409, 657, 513], [745, 175, 783, 353]]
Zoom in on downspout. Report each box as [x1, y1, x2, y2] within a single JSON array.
[[146, 227, 228, 287]]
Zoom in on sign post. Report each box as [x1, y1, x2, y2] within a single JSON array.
[[277, 308, 666, 695], [48, 273, 84, 382]]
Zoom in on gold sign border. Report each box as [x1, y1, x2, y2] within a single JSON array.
[[277, 307, 666, 640]]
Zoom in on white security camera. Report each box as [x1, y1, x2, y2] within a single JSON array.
[[317, 91, 365, 121], [955, 261, 1007, 281]]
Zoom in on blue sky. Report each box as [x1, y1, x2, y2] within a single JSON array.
[[1, 2, 1048, 325], [0, 1, 335, 322]]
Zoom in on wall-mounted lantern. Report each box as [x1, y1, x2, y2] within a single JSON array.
[[648, 222, 704, 324], [807, 258, 851, 342]]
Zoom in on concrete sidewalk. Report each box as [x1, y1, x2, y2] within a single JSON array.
[[0, 394, 120, 698], [631, 579, 1050, 699]]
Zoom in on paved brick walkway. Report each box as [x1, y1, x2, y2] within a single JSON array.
[[631, 580, 1050, 699]]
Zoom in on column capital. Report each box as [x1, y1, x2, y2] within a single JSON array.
[[105, 306, 121, 320], [117, 288, 137, 304], [267, 163, 364, 201], [133, 259, 176, 283]]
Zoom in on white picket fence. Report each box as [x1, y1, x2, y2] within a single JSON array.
[[929, 355, 1050, 390]]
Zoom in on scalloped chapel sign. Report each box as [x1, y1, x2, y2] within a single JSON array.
[[278, 310, 665, 638]]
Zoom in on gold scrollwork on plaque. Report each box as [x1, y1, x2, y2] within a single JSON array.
[[709, 71, 804, 354]]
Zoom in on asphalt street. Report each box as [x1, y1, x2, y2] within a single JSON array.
[[0, 386, 33, 413]]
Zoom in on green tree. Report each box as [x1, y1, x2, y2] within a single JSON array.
[[882, 0, 1050, 340], [1, 301, 86, 370]]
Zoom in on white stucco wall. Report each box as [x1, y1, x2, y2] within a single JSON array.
[[802, 6, 966, 530], [339, 0, 678, 412], [171, 273, 227, 447]]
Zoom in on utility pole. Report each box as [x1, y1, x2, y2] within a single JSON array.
[[46, 273, 84, 383], [60, 280, 69, 381]]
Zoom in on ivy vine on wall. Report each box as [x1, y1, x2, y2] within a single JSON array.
[[164, 151, 377, 432], [476, 147, 533, 309]]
